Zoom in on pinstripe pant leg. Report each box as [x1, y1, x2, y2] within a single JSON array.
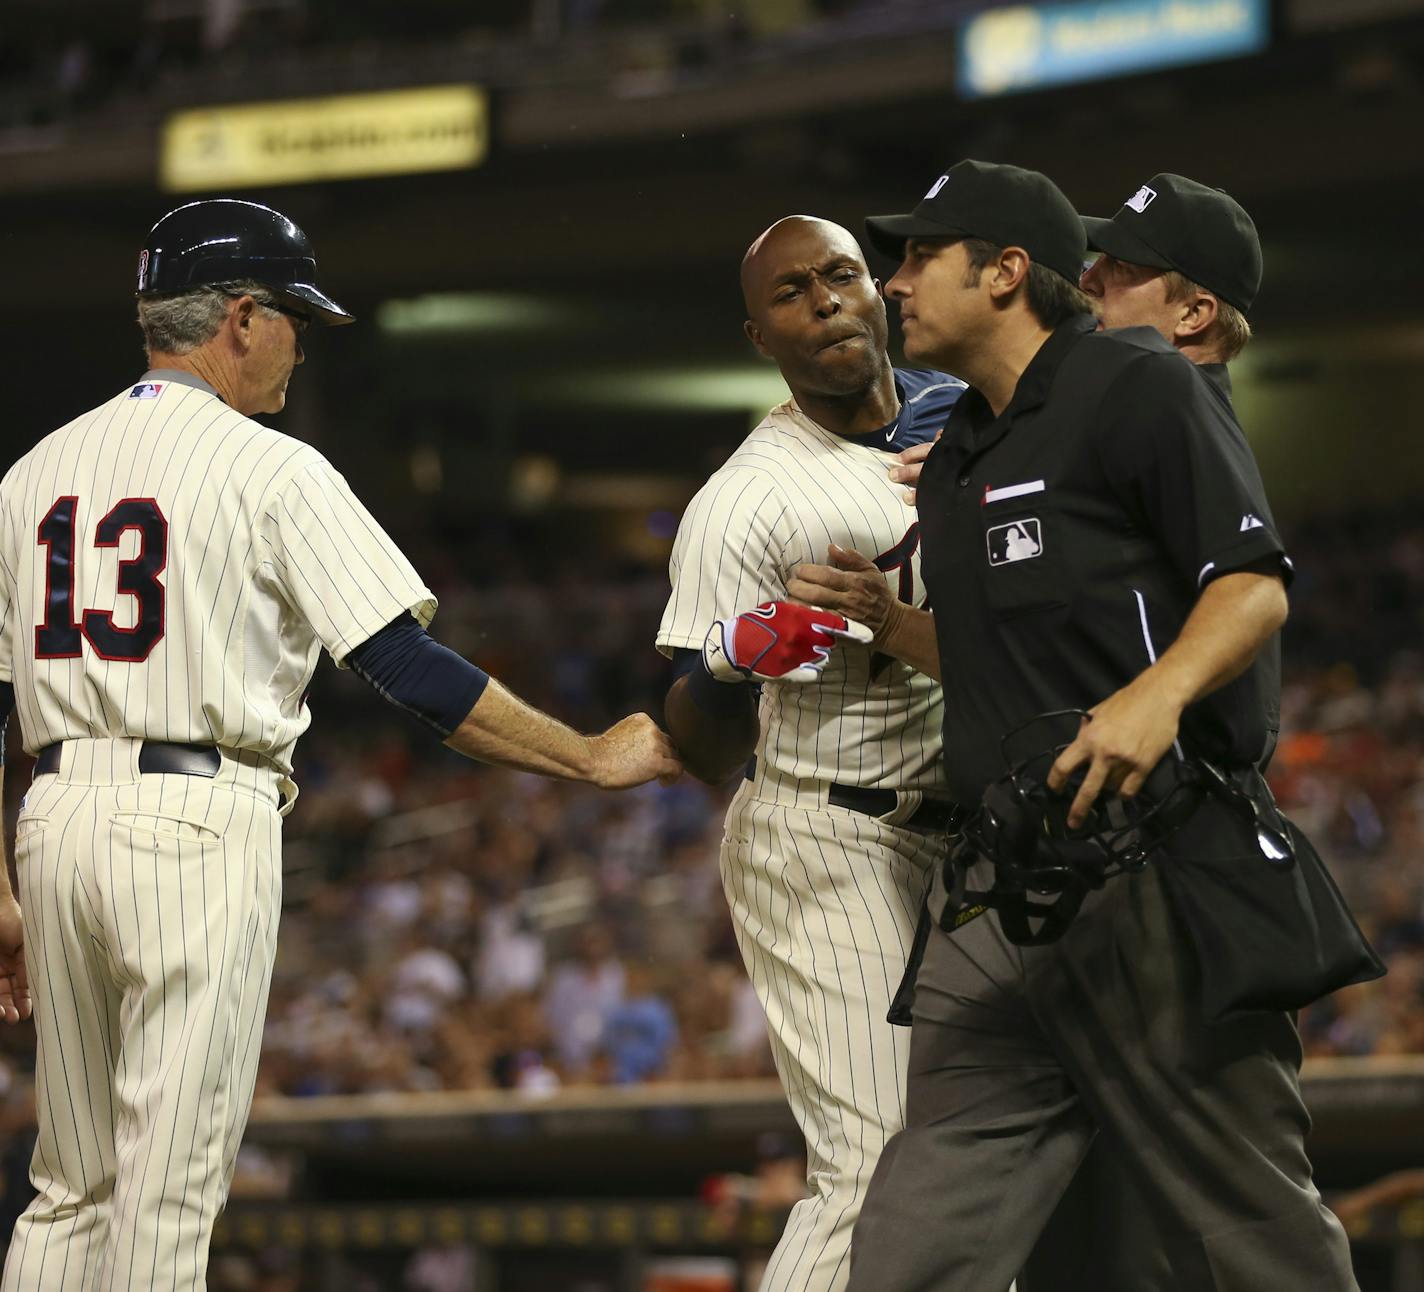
[[722, 797, 936, 1292], [78, 780, 282, 1292], [2, 782, 122, 1292], [217, 797, 282, 1198]]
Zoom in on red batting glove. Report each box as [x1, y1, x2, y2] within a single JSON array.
[[702, 601, 873, 684]]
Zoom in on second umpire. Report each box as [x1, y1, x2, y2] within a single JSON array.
[[843, 160, 1358, 1291], [1024, 172, 1276, 1292]]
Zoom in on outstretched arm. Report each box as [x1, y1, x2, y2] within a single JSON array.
[[447, 679, 679, 788], [348, 615, 681, 789]]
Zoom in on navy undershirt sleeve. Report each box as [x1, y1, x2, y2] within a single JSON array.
[[347, 614, 489, 738], [670, 648, 701, 684]]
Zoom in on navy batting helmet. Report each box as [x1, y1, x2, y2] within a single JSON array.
[[136, 198, 354, 326]]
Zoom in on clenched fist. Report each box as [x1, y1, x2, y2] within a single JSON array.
[[588, 714, 684, 788]]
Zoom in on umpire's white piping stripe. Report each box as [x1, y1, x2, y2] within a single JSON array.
[[1133, 588, 1158, 665], [983, 479, 1045, 504], [1134, 589, 1184, 759]]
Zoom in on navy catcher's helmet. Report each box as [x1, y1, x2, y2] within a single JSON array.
[[942, 709, 1293, 946], [136, 198, 354, 326]]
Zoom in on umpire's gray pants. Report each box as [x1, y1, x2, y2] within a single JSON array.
[[846, 858, 1358, 1292]]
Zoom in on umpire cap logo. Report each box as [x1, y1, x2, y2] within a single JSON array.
[[986, 518, 1043, 566], [924, 173, 950, 200], [1125, 185, 1158, 214]]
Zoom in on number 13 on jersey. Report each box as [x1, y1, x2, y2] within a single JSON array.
[[35, 496, 169, 663]]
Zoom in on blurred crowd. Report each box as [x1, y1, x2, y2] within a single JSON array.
[[0, 0, 935, 132], [1, 500, 1422, 1134], [1274, 502, 1424, 1057], [258, 760, 770, 1098]]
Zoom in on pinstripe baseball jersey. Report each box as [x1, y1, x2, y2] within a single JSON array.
[[0, 369, 434, 805], [657, 369, 964, 790]]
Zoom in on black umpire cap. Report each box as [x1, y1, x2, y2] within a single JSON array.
[[1082, 174, 1262, 314], [136, 198, 355, 326], [865, 159, 1086, 285]]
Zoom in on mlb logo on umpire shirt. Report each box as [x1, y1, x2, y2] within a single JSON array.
[[987, 518, 1043, 565]]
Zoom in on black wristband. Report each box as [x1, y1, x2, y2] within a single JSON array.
[[686, 655, 753, 717]]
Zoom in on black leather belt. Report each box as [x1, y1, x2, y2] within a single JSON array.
[[35, 742, 222, 778], [829, 784, 965, 832], [745, 759, 964, 833]]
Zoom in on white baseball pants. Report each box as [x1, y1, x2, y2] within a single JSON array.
[[2, 739, 282, 1292], [721, 776, 940, 1292]]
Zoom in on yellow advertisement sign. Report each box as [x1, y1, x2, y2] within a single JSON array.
[[161, 85, 487, 192]]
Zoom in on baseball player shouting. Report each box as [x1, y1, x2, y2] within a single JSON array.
[[657, 215, 964, 1292], [0, 198, 679, 1292]]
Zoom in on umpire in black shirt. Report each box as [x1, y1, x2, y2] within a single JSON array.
[[843, 161, 1358, 1292]]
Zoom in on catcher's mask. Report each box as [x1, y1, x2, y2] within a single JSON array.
[[942, 709, 1294, 946]]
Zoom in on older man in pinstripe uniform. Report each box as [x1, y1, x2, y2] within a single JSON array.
[[0, 197, 678, 1291]]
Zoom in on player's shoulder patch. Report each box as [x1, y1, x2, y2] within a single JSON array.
[[128, 381, 165, 400]]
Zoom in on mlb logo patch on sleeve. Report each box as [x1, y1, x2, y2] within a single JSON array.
[[986, 517, 1043, 566], [128, 382, 165, 400]]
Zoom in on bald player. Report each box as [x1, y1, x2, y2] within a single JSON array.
[[657, 216, 965, 1292], [0, 197, 679, 1292]]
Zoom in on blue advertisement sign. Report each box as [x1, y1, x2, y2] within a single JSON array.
[[958, 0, 1270, 99]]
